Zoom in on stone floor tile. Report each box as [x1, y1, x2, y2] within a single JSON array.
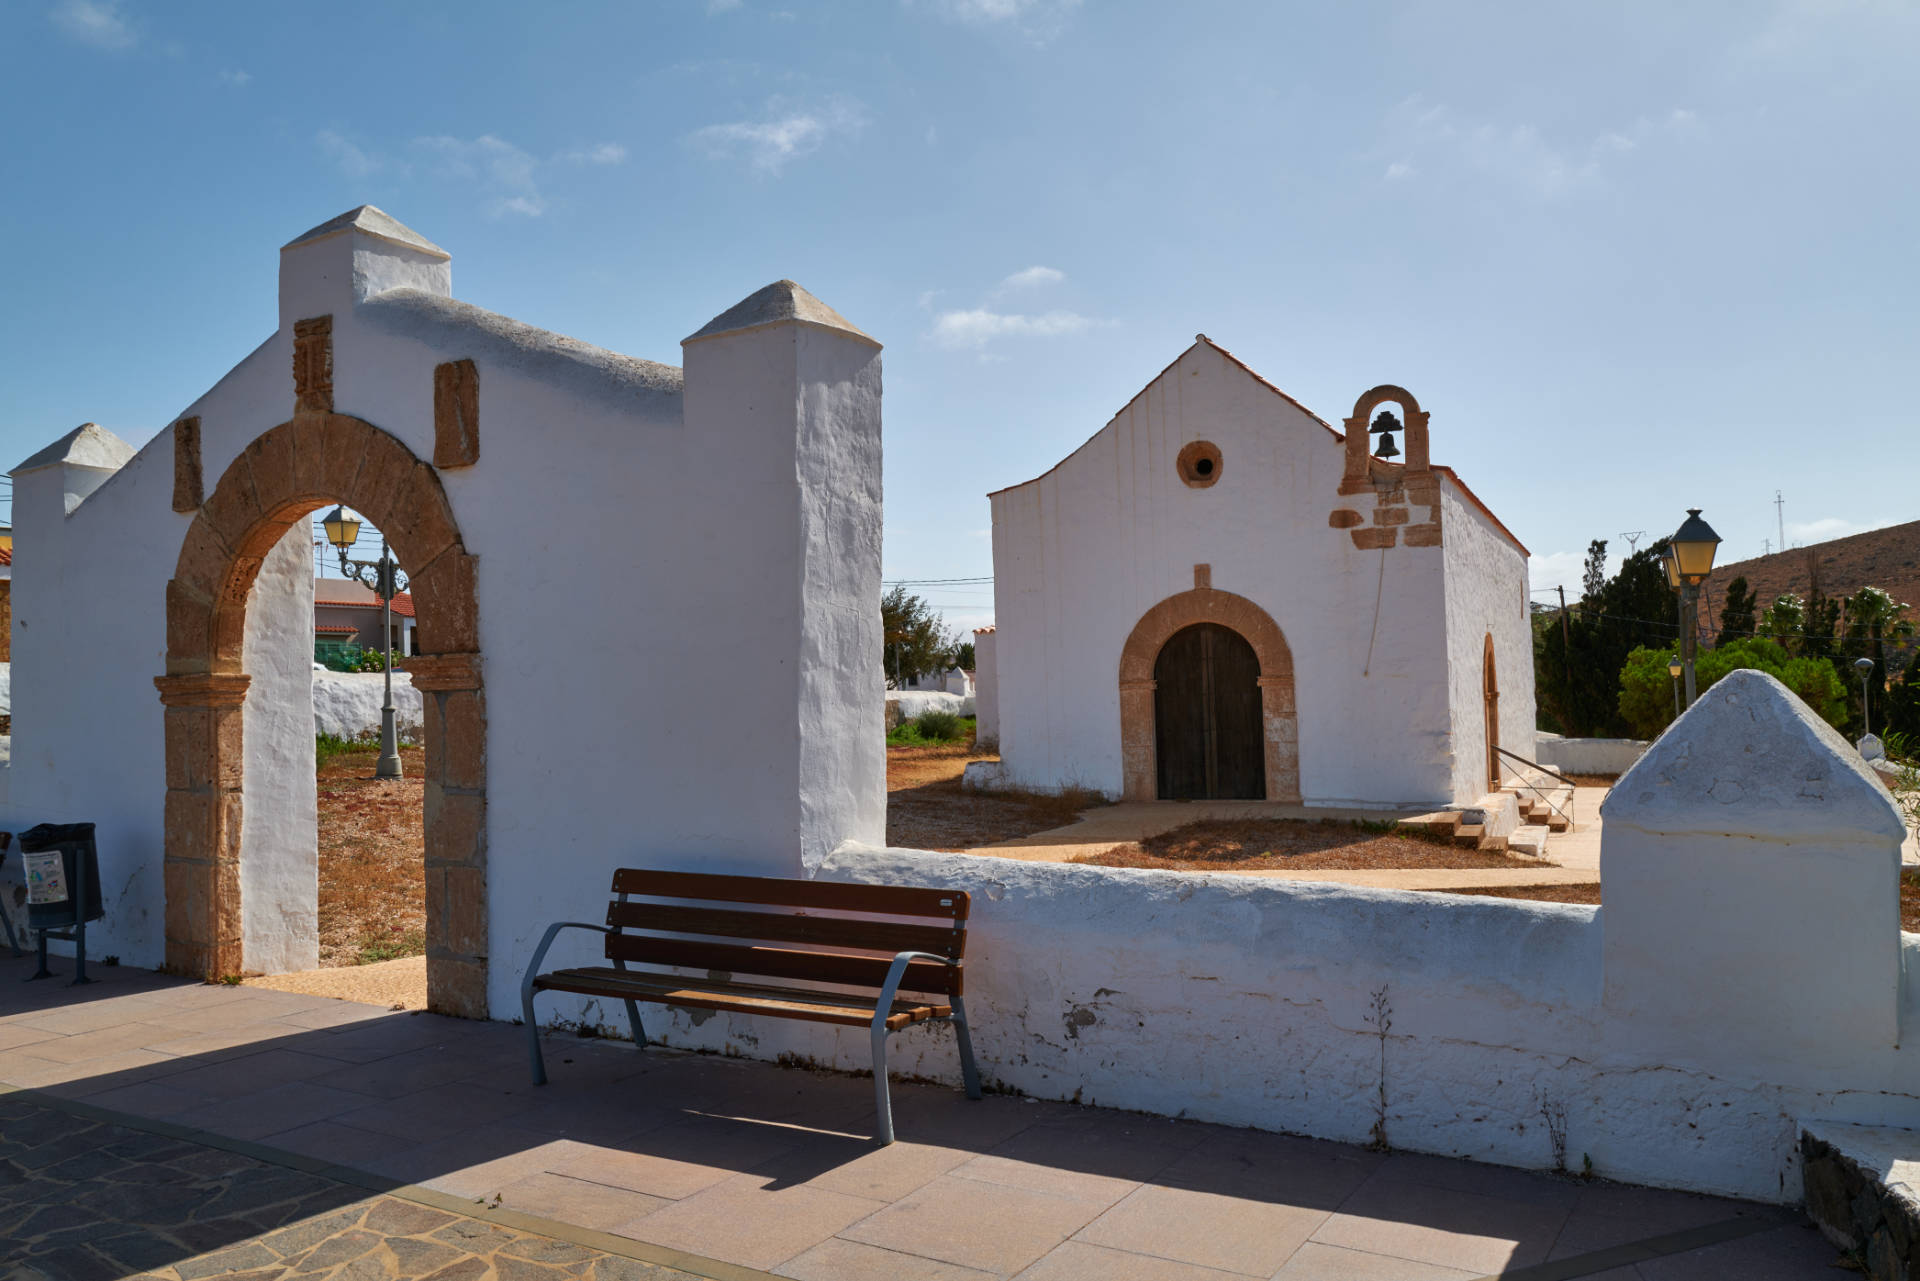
[[172, 1080, 374, 1140], [82, 1079, 224, 1120], [300, 1014, 486, 1065], [271, 1001, 396, 1032], [333, 1080, 530, 1144], [1548, 1201, 1777, 1260], [1156, 1128, 1383, 1211], [154, 1048, 346, 1098], [1075, 1183, 1332, 1275], [493, 1170, 672, 1232], [1364, 1150, 1585, 1209], [140, 1021, 307, 1062], [1309, 1178, 1569, 1274], [547, 1113, 816, 1199], [985, 1114, 1200, 1187], [949, 1152, 1142, 1206], [0, 1023, 67, 1051], [753, 1133, 976, 1202], [3, 1047, 180, 1091], [1632, 1222, 1842, 1279], [841, 1172, 1111, 1275], [620, 1171, 886, 1272], [1270, 1241, 1480, 1279], [6, 1021, 177, 1064], [1013, 1240, 1254, 1281], [309, 1042, 498, 1097], [775, 1237, 997, 1281], [258, 1120, 399, 1167], [362, 1124, 566, 1190]]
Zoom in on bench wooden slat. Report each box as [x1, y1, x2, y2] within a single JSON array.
[[603, 935, 963, 997], [611, 869, 969, 921], [605, 902, 964, 959], [533, 967, 948, 1030]]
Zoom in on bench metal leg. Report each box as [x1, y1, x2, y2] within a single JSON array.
[[870, 1022, 895, 1146], [950, 996, 983, 1101], [623, 998, 648, 1049], [522, 989, 548, 1086]]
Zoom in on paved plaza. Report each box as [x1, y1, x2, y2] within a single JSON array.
[[0, 951, 1842, 1279]]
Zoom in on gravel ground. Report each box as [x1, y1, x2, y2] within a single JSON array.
[[885, 743, 1104, 850], [243, 954, 427, 1009], [1077, 817, 1553, 872]]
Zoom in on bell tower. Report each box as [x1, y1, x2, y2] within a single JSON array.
[[1327, 385, 1440, 549]]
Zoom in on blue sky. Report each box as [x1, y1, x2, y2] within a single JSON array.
[[4, 0, 1915, 631]]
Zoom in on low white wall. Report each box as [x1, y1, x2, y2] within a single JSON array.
[[312, 669, 423, 741], [1533, 733, 1648, 776], [889, 690, 975, 721], [544, 673, 1917, 1204]]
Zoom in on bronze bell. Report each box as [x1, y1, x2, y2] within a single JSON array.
[[1373, 431, 1401, 460], [1369, 409, 1402, 460]]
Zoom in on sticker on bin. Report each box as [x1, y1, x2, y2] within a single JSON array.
[[24, 851, 69, 905]]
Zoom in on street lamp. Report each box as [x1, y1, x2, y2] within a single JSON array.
[[1668, 656, 1683, 721], [1665, 509, 1721, 709], [320, 505, 406, 779], [1855, 656, 1876, 740]]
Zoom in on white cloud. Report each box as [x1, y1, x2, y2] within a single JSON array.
[[416, 134, 545, 216], [690, 96, 865, 173], [1785, 515, 1900, 545], [921, 0, 1082, 34], [998, 265, 1065, 291], [931, 307, 1101, 349], [316, 130, 384, 179], [558, 142, 628, 165], [218, 68, 251, 87], [49, 0, 134, 48], [1385, 96, 1702, 198]]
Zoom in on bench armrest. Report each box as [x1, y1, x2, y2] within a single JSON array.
[[521, 921, 615, 1005], [872, 950, 961, 1032]]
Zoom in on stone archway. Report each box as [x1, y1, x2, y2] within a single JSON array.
[[1118, 583, 1299, 803], [155, 321, 487, 1016]]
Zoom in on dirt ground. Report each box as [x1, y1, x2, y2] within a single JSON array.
[[1442, 873, 1920, 932], [1074, 818, 1552, 873], [886, 744, 1103, 851], [315, 743, 426, 968]]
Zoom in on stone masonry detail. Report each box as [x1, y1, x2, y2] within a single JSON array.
[[433, 358, 480, 469], [1332, 384, 1442, 550], [171, 416, 202, 513]]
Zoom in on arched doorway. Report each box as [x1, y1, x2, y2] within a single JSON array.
[[1154, 623, 1264, 799], [1484, 633, 1500, 791], [155, 396, 487, 1017], [1117, 585, 1299, 803]]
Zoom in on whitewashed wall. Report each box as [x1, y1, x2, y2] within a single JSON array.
[[972, 629, 999, 747], [1534, 733, 1649, 776], [635, 674, 1914, 1204], [6, 210, 884, 1016], [1440, 481, 1538, 799], [989, 340, 1526, 807]]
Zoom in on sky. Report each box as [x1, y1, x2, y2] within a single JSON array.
[[3, 0, 1916, 634]]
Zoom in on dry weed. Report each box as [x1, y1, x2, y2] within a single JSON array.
[[1076, 818, 1548, 872], [886, 745, 1105, 851]]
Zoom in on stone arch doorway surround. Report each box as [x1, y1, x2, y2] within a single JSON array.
[[1484, 633, 1500, 791], [155, 385, 486, 1016], [1118, 584, 1299, 803]]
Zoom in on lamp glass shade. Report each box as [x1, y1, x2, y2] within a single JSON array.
[[321, 506, 361, 550], [1669, 659, 1683, 678], [1855, 657, 1875, 674], [1660, 546, 1682, 590], [1670, 509, 1721, 581]]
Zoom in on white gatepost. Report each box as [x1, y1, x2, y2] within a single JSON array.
[[1601, 669, 1908, 1075]]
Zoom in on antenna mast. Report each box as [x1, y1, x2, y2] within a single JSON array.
[[1775, 490, 1786, 551], [1619, 531, 1646, 555]]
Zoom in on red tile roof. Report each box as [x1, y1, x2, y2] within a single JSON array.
[[0, 548, 12, 566], [315, 591, 415, 618], [314, 623, 359, 635]]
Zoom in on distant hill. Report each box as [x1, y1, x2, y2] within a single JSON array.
[[1707, 519, 1920, 628]]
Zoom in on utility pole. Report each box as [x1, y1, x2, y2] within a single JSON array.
[[1775, 490, 1786, 553], [1620, 531, 1645, 556], [1557, 584, 1572, 709], [1763, 538, 1771, 557]]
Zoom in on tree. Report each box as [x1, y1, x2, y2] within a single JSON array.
[[881, 587, 959, 687], [1535, 539, 1677, 737], [1761, 593, 1805, 646], [954, 640, 976, 672], [1716, 576, 1756, 646], [1840, 586, 1915, 735], [1580, 539, 1608, 610], [1617, 638, 1848, 739]]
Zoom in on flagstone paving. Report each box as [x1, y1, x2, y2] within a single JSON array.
[[0, 952, 1847, 1279]]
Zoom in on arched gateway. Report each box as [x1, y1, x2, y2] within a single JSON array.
[[1118, 586, 1300, 803], [156, 323, 487, 1016]]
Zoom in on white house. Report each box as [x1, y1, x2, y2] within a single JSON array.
[[4, 206, 884, 1019], [975, 336, 1533, 809]]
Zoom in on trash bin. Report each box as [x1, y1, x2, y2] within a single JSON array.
[[19, 822, 103, 984]]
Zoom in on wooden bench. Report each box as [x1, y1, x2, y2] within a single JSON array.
[[520, 868, 982, 1144]]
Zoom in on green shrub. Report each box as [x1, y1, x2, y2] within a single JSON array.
[[914, 709, 965, 740], [887, 714, 977, 746], [1617, 638, 1848, 739]]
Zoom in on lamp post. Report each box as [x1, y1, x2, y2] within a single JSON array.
[[1855, 656, 1875, 739], [1665, 508, 1722, 710], [320, 506, 405, 779], [1668, 656, 1683, 721]]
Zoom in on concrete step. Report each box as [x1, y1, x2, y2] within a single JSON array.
[[1453, 823, 1485, 848], [1547, 813, 1571, 832], [1398, 811, 1461, 838], [1509, 825, 1552, 859]]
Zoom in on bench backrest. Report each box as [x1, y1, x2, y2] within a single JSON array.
[[604, 869, 970, 998]]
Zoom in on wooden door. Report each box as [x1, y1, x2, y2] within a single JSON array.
[[1154, 623, 1265, 800], [1484, 635, 1500, 791]]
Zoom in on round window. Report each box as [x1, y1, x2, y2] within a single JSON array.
[[1177, 441, 1223, 489]]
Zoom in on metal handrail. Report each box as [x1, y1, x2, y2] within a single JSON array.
[[1494, 746, 1575, 829]]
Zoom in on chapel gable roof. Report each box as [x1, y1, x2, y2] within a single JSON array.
[[284, 205, 449, 259], [12, 422, 136, 475]]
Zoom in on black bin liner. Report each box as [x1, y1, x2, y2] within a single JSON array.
[[19, 823, 105, 931]]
